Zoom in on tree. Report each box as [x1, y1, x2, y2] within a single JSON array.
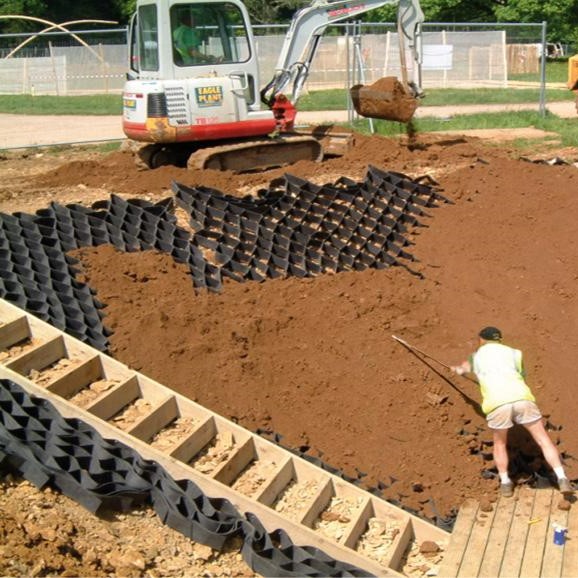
[[0, 0, 47, 33], [42, 0, 125, 26], [243, 0, 308, 24], [492, 0, 578, 44]]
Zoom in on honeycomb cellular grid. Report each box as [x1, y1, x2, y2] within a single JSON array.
[[0, 167, 446, 352]]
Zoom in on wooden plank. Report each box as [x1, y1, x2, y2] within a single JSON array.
[[0, 303, 27, 324], [46, 355, 102, 399], [253, 456, 294, 506], [135, 373, 179, 405], [499, 485, 535, 577], [519, 488, 554, 578], [213, 436, 255, 487], [478, 494, 517, 577], [0, 315, 30, 350], [85, 375, 140, 421], [541, 495, 569, 578], [458, 496, 497, 577], [438, 499, 479, 577], [562, 495, 578, 577], [98, 353, 141, 382], [127, 395, 178, 442], [5, 335, 66, 376], [342, 497, 373, 549], [387, 516, 413, 571], [299, 478, 334, 528], [169, 415, 216, 463]]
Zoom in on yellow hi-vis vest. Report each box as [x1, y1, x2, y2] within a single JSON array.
[[471, 342, 536, 415]]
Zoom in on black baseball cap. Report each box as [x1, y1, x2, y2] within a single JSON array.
[[479, 326, 502, 341]]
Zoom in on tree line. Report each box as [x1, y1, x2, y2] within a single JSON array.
[[1, 0, 577, 45]]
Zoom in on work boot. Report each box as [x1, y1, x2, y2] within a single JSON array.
[[558, 478, 574, 495], [500, 482, 514, 498]]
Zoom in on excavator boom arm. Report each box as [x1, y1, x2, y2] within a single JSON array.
[[261, 0, 423, 105]]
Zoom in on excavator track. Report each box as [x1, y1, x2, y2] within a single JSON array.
[[187, 135, 323, 172]]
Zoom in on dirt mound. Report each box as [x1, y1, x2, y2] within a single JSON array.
[[2, 130, 578, 574], [31, 133, 512, 202], [66, 146, 578, 521]]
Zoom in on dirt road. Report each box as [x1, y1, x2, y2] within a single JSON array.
[[1, 100, 575, 149]]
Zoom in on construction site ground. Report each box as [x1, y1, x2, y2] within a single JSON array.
[[1, 118, 578, 577]]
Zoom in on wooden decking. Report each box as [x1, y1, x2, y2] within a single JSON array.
[[439, 486, 577, 577]]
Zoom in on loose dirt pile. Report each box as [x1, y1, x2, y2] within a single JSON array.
[[1, 130, 578, 575], [350, 77, 419, 122]]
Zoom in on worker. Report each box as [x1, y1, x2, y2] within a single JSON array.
[[452, 326, 573, 498], [172, 11, 210, 65]]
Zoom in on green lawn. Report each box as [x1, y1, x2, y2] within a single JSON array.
[[298, 87, 574, 111], [0, 94, 123, 115], [1, 79, 576, 147], [351, 110, 578, 148]]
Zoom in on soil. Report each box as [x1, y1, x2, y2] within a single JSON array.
[[350, 77, 418, 122], [1, 129, 578, 576]]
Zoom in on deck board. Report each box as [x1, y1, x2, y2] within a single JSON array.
[[478, 493, 517, 577], [562, 496, 578, 576], [457, 497, 497, 577], [442, 486, 578, 578], [498, 486, 536, 578], [519, 488, 554, 578], [438, 499, 478, 577], [541, 498, 569, 578]]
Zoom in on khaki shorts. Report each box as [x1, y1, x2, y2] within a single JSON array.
[[486, 400, 542, 430]]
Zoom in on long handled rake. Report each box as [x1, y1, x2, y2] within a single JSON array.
[[391, 335, 482, 414]]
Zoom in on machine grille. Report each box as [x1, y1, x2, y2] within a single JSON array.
[[165, 85, 188, 125]]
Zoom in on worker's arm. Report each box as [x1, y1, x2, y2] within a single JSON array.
[[451, 358, 472, 376], [189, 47, 222, 64]]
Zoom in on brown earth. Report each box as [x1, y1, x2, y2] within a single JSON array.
[[350, 77, 419, 123], [1, 130, 578, 575]]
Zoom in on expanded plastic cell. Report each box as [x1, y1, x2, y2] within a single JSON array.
[[2, 292, 27, 308], [13, 263, 35, 281], [2, 279, 25, 296]]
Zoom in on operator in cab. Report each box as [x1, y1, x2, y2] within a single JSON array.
[[172, 9, 220, 65]]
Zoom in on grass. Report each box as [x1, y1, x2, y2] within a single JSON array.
[[298, 87, 574, 111], [0, 94, 123, 115], [510, 60, 569, 83], [351, 110, 578, 147]]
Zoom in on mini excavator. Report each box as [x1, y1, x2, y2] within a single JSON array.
[[122, 0, 424, 171]]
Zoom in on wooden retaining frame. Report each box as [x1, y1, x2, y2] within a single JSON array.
[[0, 298, 449, 577]]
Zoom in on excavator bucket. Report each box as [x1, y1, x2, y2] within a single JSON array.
[[350, 76, 419, 123]]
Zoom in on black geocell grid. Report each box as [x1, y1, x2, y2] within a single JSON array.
[[0, 167, 448, 352], [175, 166, 448, 286], [0, 378, 372, 577]]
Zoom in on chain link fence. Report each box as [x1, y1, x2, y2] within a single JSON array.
[[0, 22, 551, 96]]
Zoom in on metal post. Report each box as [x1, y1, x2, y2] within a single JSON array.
[[353, 22, 374, 133], [539, 20, 547, 117], [346, 22, 353, 123], [49, 40, 60, 96]]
